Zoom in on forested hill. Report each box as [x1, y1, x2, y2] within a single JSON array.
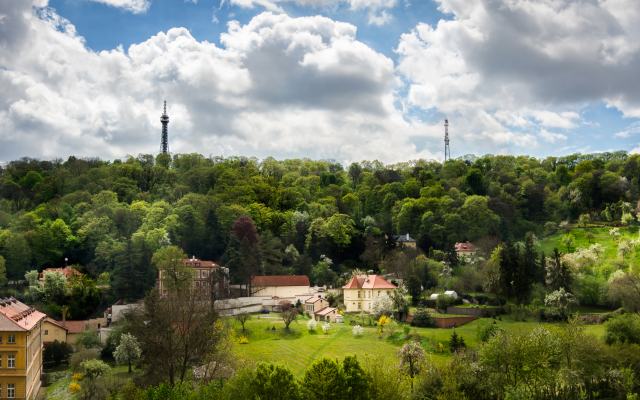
[[0, 150, 635, 301]]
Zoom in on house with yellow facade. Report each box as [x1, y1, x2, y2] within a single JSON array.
[[42, 319, 68, 345], [0, 297, 46, 400], [342, 275, 397, 312]]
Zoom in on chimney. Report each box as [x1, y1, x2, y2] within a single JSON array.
[[406, 233, 409, 240], [62, 306, 67, 328]]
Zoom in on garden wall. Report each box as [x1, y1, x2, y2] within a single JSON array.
[[435, 316, 477, 328], [445, 306, 503, 317]]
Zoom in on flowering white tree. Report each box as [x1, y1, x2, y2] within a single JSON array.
[[322, 322, 331, 333], [307, 319, 317, 332], [610, 228, 621, 241], [371, 292, 394, 318], [544, 288, 578, 317], [352, 325, 364, 337], [114, 333, 142, 373]]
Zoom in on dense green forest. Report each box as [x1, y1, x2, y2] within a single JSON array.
[[0, 150, 637, 306]]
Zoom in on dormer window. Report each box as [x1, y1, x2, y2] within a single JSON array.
[[196, 263, 200, 267], [187, 263, 191, 267]]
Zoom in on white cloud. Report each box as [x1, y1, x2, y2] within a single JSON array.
[[395, 0, 640, 154], [0, 2, 436, 163], [539, 130, 568, 143], [222, 0, 398, 25], [86, 0, 151, 13]]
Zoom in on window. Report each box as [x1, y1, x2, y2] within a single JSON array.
[[358, 291, 361, 298], [8, 383, 14, 398], [8, 335, 15, 344], [45, 330, 49, 335], [195, 270, 200, 279], [187, 263, 191, 266], [0, 335, 3, 343], [196, 263, 200, 267], [202, 271, 208, 278], [0, 355, 2, 367], [8, 355, 15, 368], [358, 303, 361, 309], [378, 291, 381, 296]]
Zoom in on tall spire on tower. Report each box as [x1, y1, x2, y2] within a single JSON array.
[[444, 119, 450, 162], [160, 100, 169, 154]]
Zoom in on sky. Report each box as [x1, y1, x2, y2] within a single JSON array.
[[1, 0, 640, 165]]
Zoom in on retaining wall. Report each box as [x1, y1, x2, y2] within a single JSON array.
[[446, 306, 503, 317], [435, 316, 478, 328]]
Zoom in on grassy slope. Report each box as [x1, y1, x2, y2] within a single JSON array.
[[233, 314, 604, 376], [539, 226, 638, 258], [44, 363, 134, 400]]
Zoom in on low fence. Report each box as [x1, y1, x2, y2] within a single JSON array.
[[445, 306, 503, 317], [435, 316, 477, 328]]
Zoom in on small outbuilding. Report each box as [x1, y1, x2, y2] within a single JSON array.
[[444, 290, 458, 298]]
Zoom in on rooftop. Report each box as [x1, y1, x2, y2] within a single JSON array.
[[316, 307, 337, 316], [0, 297, 46, 332], [306, 297, 324, 303], [252, 275, 310, 287], [393, 233, 416, 243], [342, 274, 397, 290], [64, 321, 87, 334], [44, 318, 68, 331], [183, 258, 220, 268], [39, 266, 81, 281], [454, 242, 477, 253]]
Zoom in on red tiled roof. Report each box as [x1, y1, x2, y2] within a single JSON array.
[[252, 276, 310, 287], [342, 275, 396, 290], [316, 307, 336, 316], [454, 242, 477, 253], [306, 297, 323, 303], [183, 258, 220, 268], [44, 318, 68, 331], [0, 298, 46, 332], [64, 321, 87, 334]]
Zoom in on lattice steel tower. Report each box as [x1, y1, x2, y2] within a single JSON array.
[[160, 101, 169, 154], [444, 119, 450, 161]]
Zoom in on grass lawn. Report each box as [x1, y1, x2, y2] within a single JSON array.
[[539, 226, 638, 258], [230, 313, 605, 375]]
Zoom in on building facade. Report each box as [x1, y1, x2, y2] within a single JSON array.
[[342, 275, 397, 312], [156, 258, 227, 296], [0, 298, 46, 400], [42, 319, 68, 345]]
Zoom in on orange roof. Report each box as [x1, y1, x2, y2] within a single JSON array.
[[252, 276, 310, 287], [342, 275, 396, 290], [454, 242, 477, 253], [65, 321, 87, 334], [306, 297, 324, 303], [44, 318, 68, 331], [183, 258, 220, 268], [0, 298, 46, 332], [316, 307, 337, 316]]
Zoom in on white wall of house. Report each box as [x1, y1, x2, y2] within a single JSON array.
[[252, 286, 310, 298]]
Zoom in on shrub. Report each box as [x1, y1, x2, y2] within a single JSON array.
[[603, 314, 640, 345], [436, 295, 455, 309], [307, 319, 317, 332], [403, 325, 410, 336], [322, 322, 332, 333], [476, 323, 502, 342], [411, 310, 437, 328], [352, 325, 364, 337], [70, 349, 100, 372], [238, 336, 249, 344]]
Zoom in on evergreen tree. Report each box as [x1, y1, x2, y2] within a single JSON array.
[[203, 210, 226, 261], [499, 242, 518, 299], [112, 239, 142, 301], [522, 233, 540, 283], [449, 330, 466, 353], [444, 244, 459, 268]]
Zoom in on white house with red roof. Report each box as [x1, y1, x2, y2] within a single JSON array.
[[342, 274, 397, 312], [38, 266, 81, 285], [454, 242, 477, 256]]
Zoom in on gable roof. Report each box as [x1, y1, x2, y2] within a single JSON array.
[[252, 276, 310, 287], [342, 274, 397, 290], [44, 318, 68, 331], [393, 234, 416, 243], [306, 297, 324, 303], [183, 258, 220, 268], [0, 297, 46, 332], [454, 242, 477, 253], [65, 321, 87, 334], [316, 307, 337, 316]]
